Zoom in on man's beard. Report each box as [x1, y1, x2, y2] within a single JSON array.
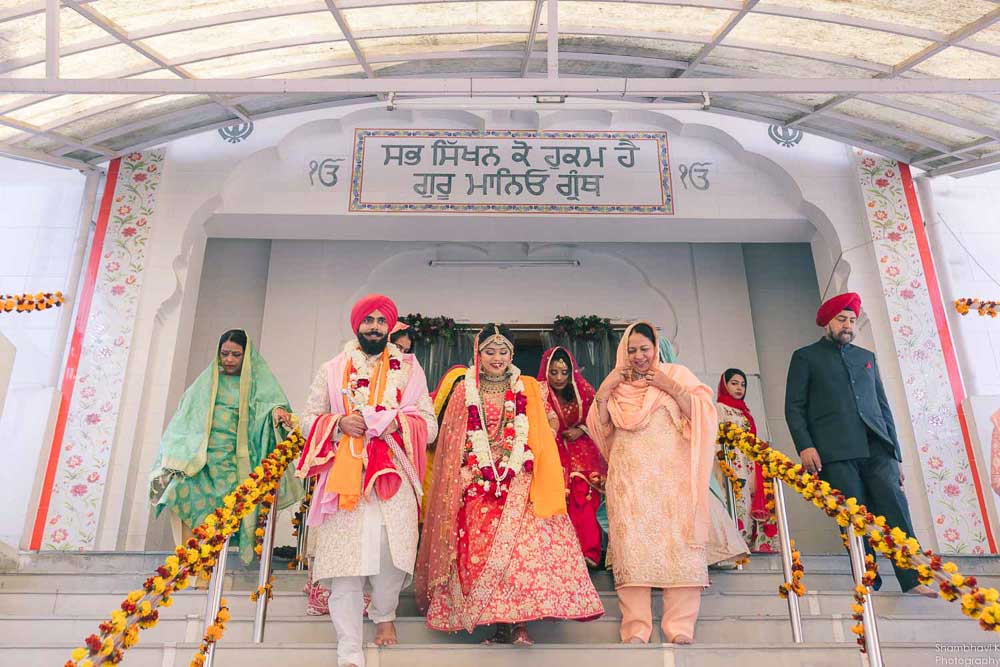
[[357, 331, 388, 355], [828, 329, 854, 345]]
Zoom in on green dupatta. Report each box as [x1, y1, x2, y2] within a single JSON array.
[[149, 332, 304, 563]]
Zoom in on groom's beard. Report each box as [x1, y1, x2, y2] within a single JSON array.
[[357, 331, 388, 355]]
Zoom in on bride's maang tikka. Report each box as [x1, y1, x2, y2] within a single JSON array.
[[478, 325, 514, 353]]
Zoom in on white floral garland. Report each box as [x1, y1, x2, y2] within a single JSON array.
[[343, 340, 407, 413], [463, 366, 532, 492]]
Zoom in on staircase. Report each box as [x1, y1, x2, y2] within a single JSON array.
[[2, 551, 997, 666]]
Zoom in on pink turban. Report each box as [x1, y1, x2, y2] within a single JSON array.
[[816, 292, 861, 327], [350, 294, 398, 333]]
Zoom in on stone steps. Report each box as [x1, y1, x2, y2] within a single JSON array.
[[0, 588, 960, 619], [0, 569, 916, 594], [3, 551, 998, 666], [0, 641, 976, 667], [0, 611, 991, 644]]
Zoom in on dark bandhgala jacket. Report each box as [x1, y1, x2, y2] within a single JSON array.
[[784, 337, 901, 463]]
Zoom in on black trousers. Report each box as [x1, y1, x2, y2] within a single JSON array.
[[819, 447, 921, 592]]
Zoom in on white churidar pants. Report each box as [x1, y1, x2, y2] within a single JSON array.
[[326, 500, 408, 667]]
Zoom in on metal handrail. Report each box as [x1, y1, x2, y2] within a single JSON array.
[[720, 441, 744, 571], [847, 530, 884, 666], [772, 479, 804, 643], [202, 536, 232, 667], [253, 508, 278, 642]]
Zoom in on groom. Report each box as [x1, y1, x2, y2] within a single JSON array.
[[296, 294, 437, 667]]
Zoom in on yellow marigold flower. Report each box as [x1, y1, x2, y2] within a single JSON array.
[[218, 608, 231, 622], [942, 562, 958, 574], [824, 497, 838, 510], [952, 574, 966, 587], [985, 589, 1000, 603], [836, 514, 850, 527], [72, 647, 88, 661], [962, 593, 979, 610], [164, 555, 180, 573], [152, 576, 166, 594], [206, 624, 224, 641], [873, 516, 886, 527], [851, 604, 865, 614], [111, 609, 126, 632], [100, 636, 115, 657], [223, 494, 236, 509], [127, 590, 145, 603], [79, 661, 93, 667], [200, 544, 213, 559], [855, 585, 868, 596], [191, 655, 206, 667], [890, 527, 907, 543], [140, 600, 152, 616], [161, 593, 173, 607], [175, 575, 190, 590], [255, 528, 265, 538], [850, 623, 865, 636]]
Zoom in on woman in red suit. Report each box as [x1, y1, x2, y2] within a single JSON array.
[[538, 346, 607, 566]]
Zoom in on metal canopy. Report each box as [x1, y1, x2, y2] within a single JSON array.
[[1, 0, 999, 176]]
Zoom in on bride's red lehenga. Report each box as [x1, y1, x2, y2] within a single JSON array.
[[415, 370, 604, 633], [537, 347, 607, 567]]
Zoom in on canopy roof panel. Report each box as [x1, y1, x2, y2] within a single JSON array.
[[1, 0, 999, 176]]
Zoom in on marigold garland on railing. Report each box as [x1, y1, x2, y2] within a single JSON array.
[[850, 554, 880, 652], [1, 291, 64, 313], [715, 447, 743, 501], [955, 298, 999, 318], [718, 422, 1000, 653], [189, 598, 230, 667], [64, 430, 305, 667], [288, 478, 313, 569], [777, 538, 806, 599], [250, 576, 274, 603]]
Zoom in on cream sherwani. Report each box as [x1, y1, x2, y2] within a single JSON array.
[[298, 344, 436, 667]]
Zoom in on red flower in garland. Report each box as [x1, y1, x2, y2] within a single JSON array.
[[389, 358, 401, 370]]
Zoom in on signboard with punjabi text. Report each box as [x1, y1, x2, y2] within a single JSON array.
[[348, 129, 674, 215]]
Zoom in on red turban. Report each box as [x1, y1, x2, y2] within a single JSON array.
[[350, 294, 398, 333], [816, 292, 861, 327]]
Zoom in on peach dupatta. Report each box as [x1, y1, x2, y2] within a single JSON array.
[[587, 321, 717, 546]]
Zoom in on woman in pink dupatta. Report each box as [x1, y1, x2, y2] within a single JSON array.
[[537, 346, 607, 566], [587, 321, 717, 645]]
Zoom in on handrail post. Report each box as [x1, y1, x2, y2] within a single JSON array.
[[847, 530, 884, 666], [296, 479, 312, 571], [295, 521, 310, 571], [202, 536, 231, 667], [252, 506, 278, 643], [772, 479, 804, 643], [720, 441, 743, 570]]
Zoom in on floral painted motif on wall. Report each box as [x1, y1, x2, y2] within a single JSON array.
[[41, 150, 165, 550], [855, 149, 988, 554]]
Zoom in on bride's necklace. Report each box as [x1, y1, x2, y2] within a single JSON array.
[[479, 372, 511, 394]]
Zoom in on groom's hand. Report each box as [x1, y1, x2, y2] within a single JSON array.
[[340, 413, 367, 437]]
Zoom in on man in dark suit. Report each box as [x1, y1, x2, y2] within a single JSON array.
[[785, 292, 935, 597]]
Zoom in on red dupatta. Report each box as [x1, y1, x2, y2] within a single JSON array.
[[536, 346, 596, 431], [717, 373, 768, 521]]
